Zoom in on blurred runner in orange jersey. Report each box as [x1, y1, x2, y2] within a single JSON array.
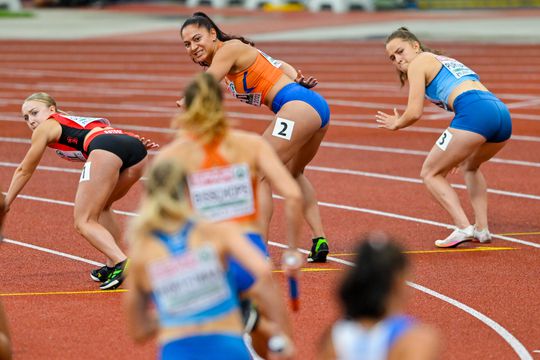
[[179, 12, 331, 264], [157, 72, 302, 358], [125, 158, 294, 360], [3, 93, 158, 290]]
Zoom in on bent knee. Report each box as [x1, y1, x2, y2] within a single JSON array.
[[73, 218, 87, 235], [73, 215, 97, 234], [420, 167, 434, 181]]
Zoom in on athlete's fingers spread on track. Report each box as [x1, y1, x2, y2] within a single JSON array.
[[143, 139, 159, 150], [375, 111, 398, 130], [295, 69, 318, 89], [134, 135, 160, 149], [176, 98, 185, 108]]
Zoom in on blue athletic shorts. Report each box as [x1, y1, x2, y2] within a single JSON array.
[[271, 82, 330, 128], [450, 90, 512, 143], [228, 232, 268, 293], [160, 334, 251, 360]]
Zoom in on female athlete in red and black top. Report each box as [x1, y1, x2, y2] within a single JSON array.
[[3, 92, 158, 290]]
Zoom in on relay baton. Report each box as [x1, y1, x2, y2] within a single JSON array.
[[284, 253, 300, 312], [288, 276, 299, 312]]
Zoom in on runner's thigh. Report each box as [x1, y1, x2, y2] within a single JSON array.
[[262, 100, 322, 164]]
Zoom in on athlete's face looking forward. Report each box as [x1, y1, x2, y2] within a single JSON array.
[[386, 38, 421, 73], [21, 100, 55, 131], [181, 25, 217, 64]]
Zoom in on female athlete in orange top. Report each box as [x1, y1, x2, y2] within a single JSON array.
[[157, 72, 301, 358], [179, 12, 331, 263], [3, 93, 158, 290]]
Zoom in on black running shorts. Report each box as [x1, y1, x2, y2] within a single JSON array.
[[87, 134, 147, 172]]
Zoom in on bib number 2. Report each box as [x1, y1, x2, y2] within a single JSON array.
[[272, 118, 295, 141], [436, 129, 453, 151]]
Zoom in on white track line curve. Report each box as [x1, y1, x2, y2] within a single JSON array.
[[2, 192, 536, 358]]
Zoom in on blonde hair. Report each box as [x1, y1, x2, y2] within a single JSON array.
[[24, 92, 69, 115], [172, 72, 227, 143], [131, 159, 191, 238], [386, 27, 441, 87]]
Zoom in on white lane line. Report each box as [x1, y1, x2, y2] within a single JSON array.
[[5, 232, 533, 359], [3, 160, 539, 202], [4, 222, 533, 359], [2, 110, 540, 141], [407, 282, 532, 360], [2, 238, 103, 267], [10, 192, 540, 249], [2, 135, 539, 169], [321, 141, 540, 168], [0, 162, 81, 174], [270, 239, 533, 359], [307, 165, 540, 201], [311, 199, 540, 249]]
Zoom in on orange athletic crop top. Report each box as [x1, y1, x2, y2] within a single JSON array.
[[225, 49, 284, 107], [187, 136, 258, 224]]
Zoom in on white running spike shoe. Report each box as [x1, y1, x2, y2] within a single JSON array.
[[435, 225, 475, 248], [473, 227, 492, 243]]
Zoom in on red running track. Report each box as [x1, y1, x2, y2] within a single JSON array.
[[0, 12, 539, 360]]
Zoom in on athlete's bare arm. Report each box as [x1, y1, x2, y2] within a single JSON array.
[[4, 120, 60, 210]]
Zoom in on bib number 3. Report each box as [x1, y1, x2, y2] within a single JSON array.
[[272, 118, 295, 141], [436, 129, 453, 151]]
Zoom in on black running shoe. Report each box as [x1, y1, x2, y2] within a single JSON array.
[[90, 265, 114, 283], [307, 237, 329, 263], [100, 259, 129, 290]]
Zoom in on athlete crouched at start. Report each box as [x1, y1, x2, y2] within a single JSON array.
[[3, 93, 157, 290]]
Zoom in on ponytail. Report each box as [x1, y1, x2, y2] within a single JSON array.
[[180, 12, 254, 67], [172, 72, 227, 143]]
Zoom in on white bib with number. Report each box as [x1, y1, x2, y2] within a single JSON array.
[[149, 245, 231, 318], [436, 55, 476, 79], [188, 163, 254, 222]]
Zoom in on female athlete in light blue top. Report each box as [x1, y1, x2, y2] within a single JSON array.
[[376, 27, 512, 248], [125, 159, 294, 360], [319, 233, 439, 359]]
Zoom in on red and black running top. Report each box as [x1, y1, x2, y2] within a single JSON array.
[[47, 113, 110, 162]]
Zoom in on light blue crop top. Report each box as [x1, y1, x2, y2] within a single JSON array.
[[425, 55, 479, 111], [331, 315, 415, 360], [149, 221, 238, 328]]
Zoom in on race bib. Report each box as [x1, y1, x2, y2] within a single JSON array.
[[227, 82, 262, 107], [149, 246, 231, 318], [258, 49, 282, 68], [272, 118, 295, 140], [55, 149, 87, 162], [63, 115, 110, 127], [80, 161, 91, 182], [436, 56, 476, 79], [436, 129, 453, 151], [188, 163, 254, 222]]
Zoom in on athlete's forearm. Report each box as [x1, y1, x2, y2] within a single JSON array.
[[5, 167, 33, 209], [396, 109, 422, 129]]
